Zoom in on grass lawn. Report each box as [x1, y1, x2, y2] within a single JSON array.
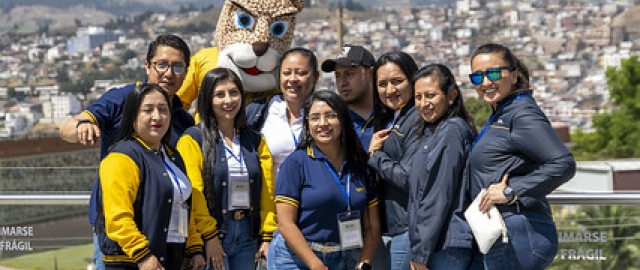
[[0, 243, 93, 270]]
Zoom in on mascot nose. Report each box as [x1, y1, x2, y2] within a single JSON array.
[[252, 42, 269, 57]]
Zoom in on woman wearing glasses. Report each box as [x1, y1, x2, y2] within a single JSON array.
[[268, 90, 380, 270], [467, 43, 576, 270], [177, 68, 275, 270]]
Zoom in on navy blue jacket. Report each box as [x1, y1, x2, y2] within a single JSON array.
[[181, 126, 272, 240], [245, 95, 278, 131], [407, 117, 474, 265], [86, 82, 194, 226], [96, 138, 196, 268], [469, 91, 576, 216], [368, 106, 421, 235]]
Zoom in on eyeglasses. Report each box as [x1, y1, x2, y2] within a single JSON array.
[[152, 61, 187, 75], [469, 66, 514, 85], [308, 112, 339, 124]]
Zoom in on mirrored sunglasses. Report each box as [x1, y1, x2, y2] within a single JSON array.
[[469, 66, 513, 85]]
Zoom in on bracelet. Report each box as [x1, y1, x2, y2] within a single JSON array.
[[76, 119, 92, 128]]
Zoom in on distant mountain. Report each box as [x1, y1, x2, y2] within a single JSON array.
[[0, 0, 230, 34], [0, 0, 226, 15], [327, 0, 456, 7]]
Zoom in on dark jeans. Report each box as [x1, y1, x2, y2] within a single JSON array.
[[475, 211, 558, 270], [104, 243, 184, 270]]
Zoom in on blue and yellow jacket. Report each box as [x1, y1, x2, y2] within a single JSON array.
[[84, 81, 195, 226], [177, 126, 276, 241], [96, 137, 206, 268]]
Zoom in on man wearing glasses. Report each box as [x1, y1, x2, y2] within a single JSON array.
[[59, 34, 195, 270]]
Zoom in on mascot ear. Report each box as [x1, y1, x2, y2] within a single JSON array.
[[291, 0, 305, 11]]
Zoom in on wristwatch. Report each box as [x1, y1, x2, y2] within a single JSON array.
[[503, 185, 516, 204], [357, 262, 372, 270]]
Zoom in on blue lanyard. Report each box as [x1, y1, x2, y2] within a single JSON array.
[[290, 127, 300, 147], [323, 160, 351, 211], [224, 144, 243, 173], [472, 93, 531, 149], [162, 157, 183, 195]]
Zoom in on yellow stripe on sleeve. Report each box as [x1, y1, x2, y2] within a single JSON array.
[[275, 195, 299, 208]]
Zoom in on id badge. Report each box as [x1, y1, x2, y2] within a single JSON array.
[[178, 204, 189, 237], [230, 181, 250, 208], [337, 210, 363, 250]]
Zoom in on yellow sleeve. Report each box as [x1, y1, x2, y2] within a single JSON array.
[[100, 153, 150, 261], [176, 133, 219, 240], [185, 199, 203, 257], [257, 136, 277, 241], [177, 134, 204, 191], [177, 47, 219, 111]]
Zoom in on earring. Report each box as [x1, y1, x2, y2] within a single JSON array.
[[449, 100, 453, 105]]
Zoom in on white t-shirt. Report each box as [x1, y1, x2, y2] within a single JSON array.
[[261, 95, 304, 176], [162, 147, 192, 243]]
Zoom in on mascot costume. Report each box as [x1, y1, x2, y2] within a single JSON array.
[[177, 0, 305, 111]]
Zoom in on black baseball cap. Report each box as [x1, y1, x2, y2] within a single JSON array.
[[321, 44, 375, 72]]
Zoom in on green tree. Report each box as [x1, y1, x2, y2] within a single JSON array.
[[607, 55, 640, 116], [572, 55, 640, 159], [7, 87, 26, 101], [464, 96, 492, 130], [121, 49, 138, 63], [56, 68, 70, 83]]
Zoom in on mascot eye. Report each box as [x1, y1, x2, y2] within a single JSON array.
[[270, 21, 289, 38], [234, 10, 255, 29]]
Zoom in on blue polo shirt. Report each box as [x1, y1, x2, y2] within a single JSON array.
[[275, 145, 378, 243], [83, 82, 194, 158], [84, 82, 195, 226], [350, 110, 375, 150]]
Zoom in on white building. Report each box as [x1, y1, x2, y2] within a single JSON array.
[[0, 103, 42, 137], [602, 48, 630, 69], [456, 0, 470, 15], [50, 94, 82, 122], [558, 159, 640, 192]]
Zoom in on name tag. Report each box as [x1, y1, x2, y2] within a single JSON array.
[[337, 210, 363, 250], [178, 203, 189, 237], [230, 180, 250, 209]]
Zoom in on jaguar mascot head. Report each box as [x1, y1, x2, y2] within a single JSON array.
[[177, 0, 305, 109]]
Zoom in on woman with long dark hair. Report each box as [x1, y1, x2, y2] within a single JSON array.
[[406, 64, 479, 270], [366, 51, 419, 270], [177, 68, 275, 270], [268, 90, 380, 270], [97, 83, 202, 270], [467, 43, 575, 269]]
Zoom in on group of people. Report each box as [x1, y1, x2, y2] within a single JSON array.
[[60, 34, 576, 270]]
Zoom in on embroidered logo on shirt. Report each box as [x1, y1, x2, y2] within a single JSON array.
[[490, 118, 510, 130]]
